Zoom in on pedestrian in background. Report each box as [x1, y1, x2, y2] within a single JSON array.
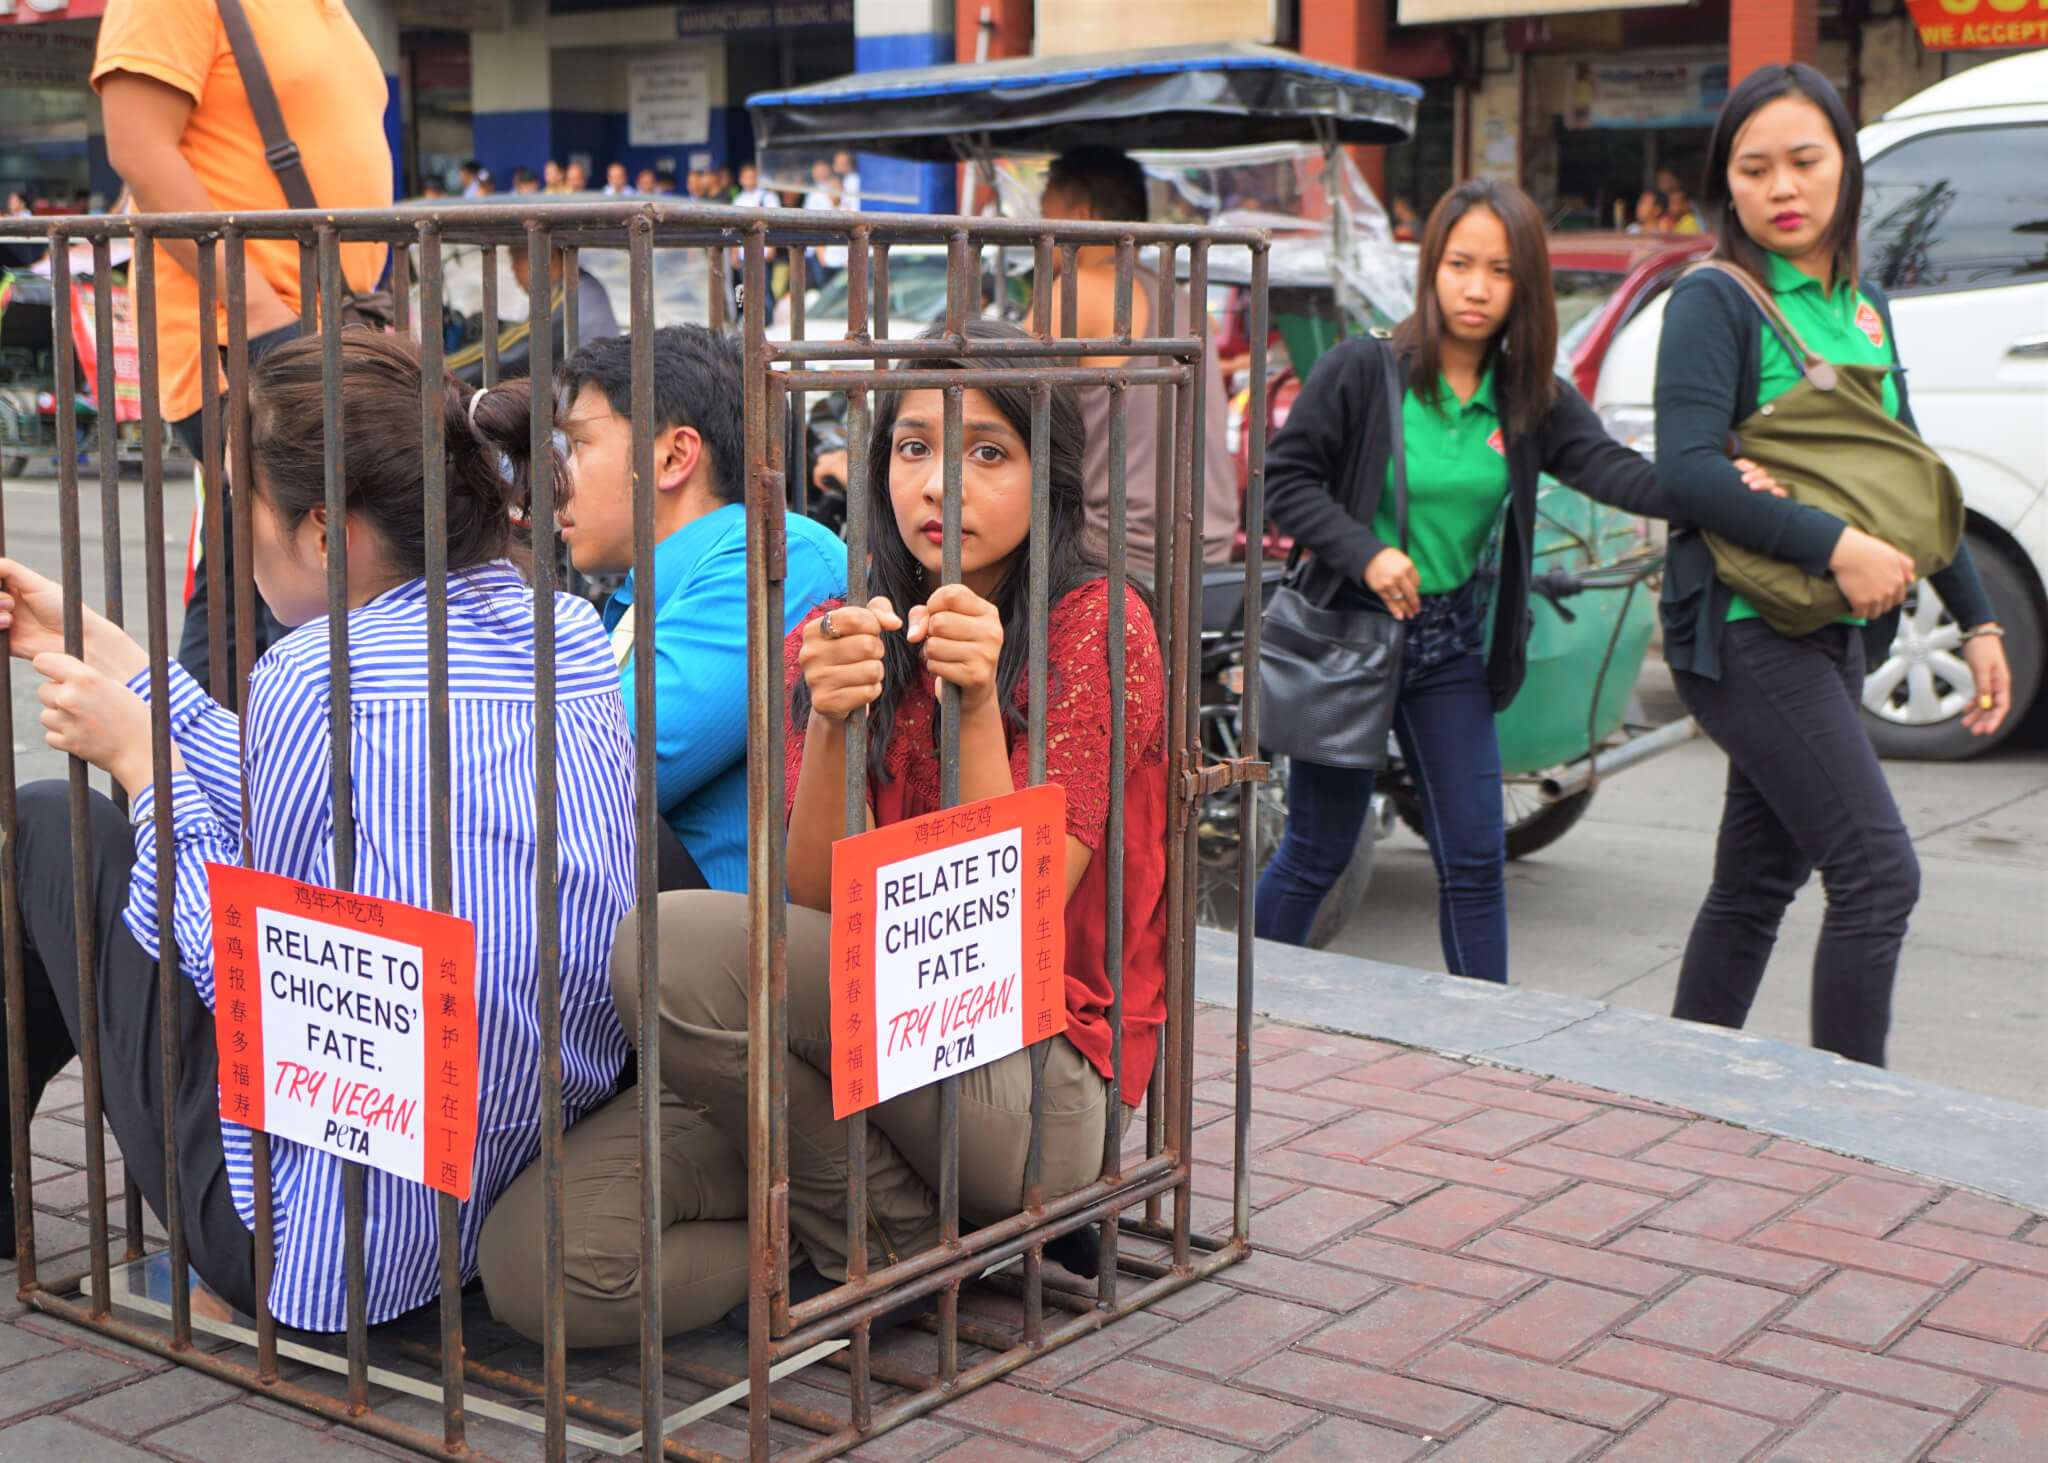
[[1257, 179, 1786, 978], [604, 161, 634, 196], [565, 160, 589, 192], [92, 0, 391, 697], [1658, 167, 1702, 233], [1034, 146, 1240, 584], [544, 158, 568, 193], [1654, 64, 2010, 1068], [512, 166, 541, 194]]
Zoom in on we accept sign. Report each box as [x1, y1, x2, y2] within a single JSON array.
[[829, 785, 1067, 1118], [206, 866, 480, 1200]]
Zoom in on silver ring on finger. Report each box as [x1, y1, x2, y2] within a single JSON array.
[[821, 610, 838, 639]]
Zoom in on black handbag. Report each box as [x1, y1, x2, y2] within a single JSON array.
[[1257, 339, 1409, 771]]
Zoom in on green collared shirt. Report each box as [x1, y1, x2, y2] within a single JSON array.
[[1730, 251, 1900, 624], [1374, 364, 1511, 596]]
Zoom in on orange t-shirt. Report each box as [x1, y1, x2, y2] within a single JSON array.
[[91, 0, 392, 422]]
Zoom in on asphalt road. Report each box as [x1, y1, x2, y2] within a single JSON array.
[[6, 458, 2044, 1109]]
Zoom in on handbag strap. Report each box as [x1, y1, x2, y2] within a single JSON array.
[[1687, 259, 1837, 392], [216, 0, 320, 213], [1380, 337, 1410, 553]]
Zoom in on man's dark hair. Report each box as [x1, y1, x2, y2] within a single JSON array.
[[559, 326, 746, 503], [461, 158, 482, 175], [511, 166, 538, 187], [1044, 145, 1149, 223]]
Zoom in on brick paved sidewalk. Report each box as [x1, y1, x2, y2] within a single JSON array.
[[5, 1009, 2045, 1461]]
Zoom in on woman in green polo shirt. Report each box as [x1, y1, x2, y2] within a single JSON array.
[[1653, 64, 2012, 1068], [1258, 179, 1782, 980]]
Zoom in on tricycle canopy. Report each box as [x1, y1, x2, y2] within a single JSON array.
[[746, 41, 1421, 163]]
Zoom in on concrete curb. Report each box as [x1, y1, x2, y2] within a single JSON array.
[[1195, 928, 2048, 1212]]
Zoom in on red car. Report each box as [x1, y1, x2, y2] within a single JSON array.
[[1548, 230, 1712, 402]]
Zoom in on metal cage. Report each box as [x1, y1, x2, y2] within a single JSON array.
[[0, 200, 1271, 1461]]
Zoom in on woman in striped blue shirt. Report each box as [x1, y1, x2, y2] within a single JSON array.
[[0, 332, 636, 1330]]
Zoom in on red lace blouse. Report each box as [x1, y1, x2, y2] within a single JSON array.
[[784, 579, 1168, 1104]]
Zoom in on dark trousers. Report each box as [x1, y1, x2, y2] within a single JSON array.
[[170, 322, 300, 701], [0, 782, 256, 1307], [1255, 634, 1509, 982], [1671, 621, 1919, 1067]]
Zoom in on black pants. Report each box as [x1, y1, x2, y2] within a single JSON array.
[[0, 782, 256, 1307], [1671, 621, 1919, 1067], [170, 321, 300, 701]]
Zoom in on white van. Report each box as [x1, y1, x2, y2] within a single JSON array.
[[1593, 49, 2048, 759]]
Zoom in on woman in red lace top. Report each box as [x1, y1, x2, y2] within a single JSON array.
[[611, 320, 1166, 1301]]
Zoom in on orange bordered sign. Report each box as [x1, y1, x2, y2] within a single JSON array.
[[830, 784, 1068, 1118], [206, 865, 481, 1200]]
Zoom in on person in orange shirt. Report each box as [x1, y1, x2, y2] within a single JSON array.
[[93, 0, 392, 696]]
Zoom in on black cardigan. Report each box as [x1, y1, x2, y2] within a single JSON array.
[[1652, 265, 1994, 681], [1263, 335, 1666, 711]]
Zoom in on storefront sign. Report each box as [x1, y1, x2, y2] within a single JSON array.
[[1398, 0, 1669, 20], [1568, 61, 1729, 131], [1905, 0, 2048, 50], [0, 28, 92, 85], [828, 785, 1068, 1118], [0, 0, 107, 24], [628, 54, 712, 148], [207, 866, 480, 1201], [675, 1, 851, 36], [1036, 0, 1273, 55]]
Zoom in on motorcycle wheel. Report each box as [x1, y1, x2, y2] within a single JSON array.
[[1303, 819, 1376, 950], [1195, 766, 1380, 950], [1393, 781, 1595, 860]]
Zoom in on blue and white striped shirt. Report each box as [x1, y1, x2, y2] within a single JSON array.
[[124, 561, 636, 1331]]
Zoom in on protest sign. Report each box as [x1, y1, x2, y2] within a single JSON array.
[[829, 784, 1067, 1118], [69, 276, 142, 422], [206, 865, 480, 1200]]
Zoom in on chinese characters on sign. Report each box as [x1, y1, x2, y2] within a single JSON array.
[[830, 785, 1067, 1118], [206, 865, 480, 1200]]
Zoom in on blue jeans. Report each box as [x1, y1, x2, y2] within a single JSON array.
[[1254, 590, 1508, 981]]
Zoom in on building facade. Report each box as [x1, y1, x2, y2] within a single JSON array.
[[1, 0, 2039, 219]]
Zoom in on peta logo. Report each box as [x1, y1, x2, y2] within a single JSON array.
[[1855, 301, 1886, 349]]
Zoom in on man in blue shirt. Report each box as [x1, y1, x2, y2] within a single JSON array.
[[480, 326, 844, 1345], [554, 325, 845, 892]]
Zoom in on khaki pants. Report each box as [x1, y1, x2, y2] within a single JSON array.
[[641, 890, 1114, 1282], [477, 1084, 752, 1346], [480, 890, 1112, 1342]]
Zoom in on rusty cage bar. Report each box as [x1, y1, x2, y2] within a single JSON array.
[[0, 199, 1270, 1462]]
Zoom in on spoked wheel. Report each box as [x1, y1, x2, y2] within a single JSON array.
[[1194, 770, 1289, 934], [1394, 778, 1594, 860], [1195, 748, 1384, 949]]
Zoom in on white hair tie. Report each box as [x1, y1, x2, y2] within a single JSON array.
[[467, 386, 490, 434]]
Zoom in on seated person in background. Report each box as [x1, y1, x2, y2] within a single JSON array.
[[448, 245, 620, 384], [1630, 188, 1670, 233], [0, 334, 635, 1324], [1036, 145, 1241, 584], [478, 325, 844, 1345]]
